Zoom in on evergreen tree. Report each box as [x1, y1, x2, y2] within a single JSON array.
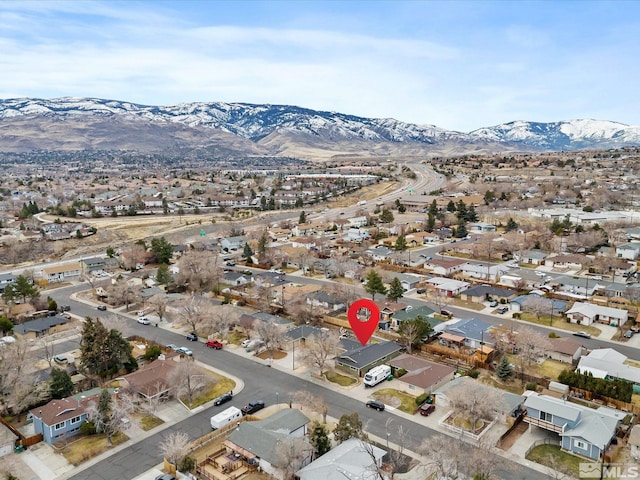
[[243, 243, 254, 263], [150, 236, 174, 264], [465, 204, 478, 222], [155, 263, 173, 285], [379, 208, 394, 224], [394, 234, 407, 251], [387, 277, 404, 302], [447, 200, 456, 212], [105, 246, 116, 258], [50, 368, 75, 398], [484, 190, 495, 205], [257, 231, 269, 262], [299, 210, 307, 224], [47, 296, 58, 312], [2, 275, 39, 304], [426, 213, 436, 232], [496, 356, 513, 380], [505, 218, 518, 232], [455, 200, 467, 219], [309, 421, 331, 457], [364, 269, 387, 301], [333, 412, 364, 444], [428, 199, 438, 216], [454, 218, 468, 238], [0, 316, 13, 336], [80, 318, 134, 378]]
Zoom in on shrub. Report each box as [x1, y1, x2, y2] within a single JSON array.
[[144, 344, 162, 360], [467, 369, 480, 379], [395, 368, 407, 378], [548, 331, 560, 338], [415, 393, 430, 406], [525, 383, 538, 391], [179, 455, 196, 473], [80, 420, 97, 435]]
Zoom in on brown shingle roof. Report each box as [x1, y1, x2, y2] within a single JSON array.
[[30, 395, 96, 426], [119, 358, 177, 397]]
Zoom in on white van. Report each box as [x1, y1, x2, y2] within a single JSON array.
[[210, 406, 242, 430]]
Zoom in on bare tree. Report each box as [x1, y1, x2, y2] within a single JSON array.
[[274, 436, 314, 480], [159, 431, 191, 467], [177, 295, 213, 334], [330, 282, 360, 309], [515, 325, 552, 367], [252, 319, 288, 364], [299, 330, 341, 377], [175, 250, 221, 293], [170, 358, 209, 408], [120, 244, 148, 271], [287, 295, 322, 326], [107, 281, 142, 312], [420, 435, 465, 480], [148, 293, 168, 322], [0, 339, 41, 416], [39, 335, 56, 368], [207, 304, 241, 342], [85, 391, 134, 446], [446, 381, 505, 432], [293, 390, 329, 424], [521, 295, 553, 324]]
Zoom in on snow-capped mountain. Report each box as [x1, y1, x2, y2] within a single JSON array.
[[470, 119, 640, 150], [0, 97, 638, 157]]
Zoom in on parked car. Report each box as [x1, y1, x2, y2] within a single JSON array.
[[419, 404, 436, 416], [176, 346, 193, 356], [241, 339, 253, 348], [416, 288, 426, 294], [155, 475, 177, 480], [213, 391, 233, 406], [137, 317, 150, 325], [186, 332, 198, 341], [440, 309, 453, 318], [60, 305, 71, 312], [166, 344, 180, 351], [97, 305, 107, 311], [53, 355, 68, 365], [573, 331, 591, 339], [206, 339, 224, 349], [366, 400, 385, 411], [241, 400, 265, 415], [489, 301, 498, 307], [497, 307, 509, 314], [624, 330, 634, 339]]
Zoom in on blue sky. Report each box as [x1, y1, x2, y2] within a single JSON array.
[[0, 0, 638, 131]]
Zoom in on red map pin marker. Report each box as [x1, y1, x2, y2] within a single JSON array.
[[347, 298, 380, 346]]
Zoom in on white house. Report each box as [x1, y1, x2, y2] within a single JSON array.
[[565, 302, 628, 327], [577, 348, 640, 392], [425, 277, 470, 296], [616, 242, 640, 260]]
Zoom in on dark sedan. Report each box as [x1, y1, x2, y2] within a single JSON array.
[[213, 391, 233, 406]]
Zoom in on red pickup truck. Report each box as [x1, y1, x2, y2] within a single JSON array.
[[206, 339, 223, 349]]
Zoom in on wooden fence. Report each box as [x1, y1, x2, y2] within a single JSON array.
[[0, 416, 43, 447]]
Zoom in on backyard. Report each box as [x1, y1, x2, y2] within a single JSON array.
[[526, 443, 587, 477]]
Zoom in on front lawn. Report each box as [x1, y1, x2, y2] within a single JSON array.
[[517, 312, 601, 336], [61, 432, 128, 466], [324, 370, 357, 386], [139, 414, 164, 431], [180, 373, 236, 409], [526, 444, 587, 476], [372, 388, 418, 414]]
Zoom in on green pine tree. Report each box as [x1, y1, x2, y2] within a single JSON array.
[[496, 356, 513, 380], [364, 269, 387, 301], [309, 421, 331, 457], [387, 277, 404, 302]]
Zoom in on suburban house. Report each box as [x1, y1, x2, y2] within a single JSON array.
[[306, 290, 345, 313], [365, 245, 393, 262], [344, 228, 370, 243], [616, 242, 640, 260], [13, 315, 70, 339], [577, 348, 640, 393], [470, 222, 497, 232], [546, 337, 584, 364], [390, 306, 438, 331], [0, 272, 17, 293], [296, 437, 385, 480], [335, 340, 404, 377], [424, 277, 470, 296], [509, 294, 568, 315], [38, 262, 82, 283], [222, 272, 252, 287], [29, 389, 115, 444], [117, 357, 178, 401], [422, 258, 466, 276], [376, 301, 409, 329], [565, 302, 628, 327], [543, 254, 586, 271], [461, 262, 511, 281], [523, 393, 623, 460], [224, 409, 311, 477], [395, 273, 424, 291], [389, 354, 455, 396], [519, 249, 548, 265], [80, 256, 108, 273], [460, 285, 517, 304], [441, 317, 494, 348], [220, 236, 246, 251], [407, 231, 439, 245], [556, 277, 604, 298]]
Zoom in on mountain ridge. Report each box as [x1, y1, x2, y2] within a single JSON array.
[[0, 97, 638, 158]]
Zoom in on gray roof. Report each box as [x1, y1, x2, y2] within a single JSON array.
[[81, 257, 106, 266], [252, 312, 292, 326], [523, 395, 580, 423], [510, 294, 568, 312], [560, 406, 620, 448], [336, 341, 403, 369], [463, 285, 516, 298], [14, 315, 69, 335], [286, 325, 325, 342], [0, 273, 17, 282], [227, 409, 310, 465], [444, 317, 492, 343], [296, 437, 385, 480], [523, 249, 548, 260]]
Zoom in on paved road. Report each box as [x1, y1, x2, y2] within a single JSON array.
[[66, 337, 547, 480]]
